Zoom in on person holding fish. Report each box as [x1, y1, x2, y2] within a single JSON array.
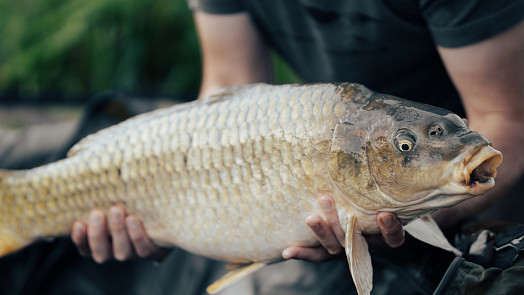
[[65, 0, 524, 294]]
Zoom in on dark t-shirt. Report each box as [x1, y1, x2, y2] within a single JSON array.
[[189, 0, 524, 116]]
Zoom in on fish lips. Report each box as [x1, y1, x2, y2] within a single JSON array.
[[458, 145, 503, 195]]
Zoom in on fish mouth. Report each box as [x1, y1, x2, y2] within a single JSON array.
[[459, 145, 503, 194]]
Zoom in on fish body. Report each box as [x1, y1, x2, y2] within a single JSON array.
[[0, 83, 502, 294]]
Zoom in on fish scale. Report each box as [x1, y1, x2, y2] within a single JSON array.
[[93, 85, 321, 258], [0, 83, 503, 295]]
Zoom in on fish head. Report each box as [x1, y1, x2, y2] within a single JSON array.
[[329, 94, 502, 212]]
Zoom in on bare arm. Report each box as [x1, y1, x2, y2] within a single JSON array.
[[433, 20, 524, 227], [194, 11, 273, 98]]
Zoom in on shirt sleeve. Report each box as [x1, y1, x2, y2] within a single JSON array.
[[187, 0, 245, 14], [419, 0, 524, 48]]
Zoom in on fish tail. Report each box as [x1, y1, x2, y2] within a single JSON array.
[[0, 169, 24, 257]]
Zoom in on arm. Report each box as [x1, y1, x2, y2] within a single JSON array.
[[194, 11, 273, 98], [432, 20, 524, 228]]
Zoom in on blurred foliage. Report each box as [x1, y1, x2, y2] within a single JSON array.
[[0, 0, 300, 103], [0, 0, 200, 101]]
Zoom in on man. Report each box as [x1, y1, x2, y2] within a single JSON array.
[[73, 0, 524, 293]]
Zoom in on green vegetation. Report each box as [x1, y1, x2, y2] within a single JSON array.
[[0, 0, 300, 102]]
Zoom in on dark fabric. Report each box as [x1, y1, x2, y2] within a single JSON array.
[[434, 221, 524, 295], [0, 238, 160, 295], [187, 0, 245, 14], [439, 259, 524, 295], [420, 0, 524, 47], [0, 237, 230, 295], [190, 0, 524, 117], [454, 221, 524, 269]]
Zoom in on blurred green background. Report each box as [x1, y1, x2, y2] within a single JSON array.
[[0, 0, 300, 103]]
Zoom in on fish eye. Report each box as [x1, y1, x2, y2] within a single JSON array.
[[428, 125, 443, 137], [397, 139, 414, 152], [394, 131, 416, 152]]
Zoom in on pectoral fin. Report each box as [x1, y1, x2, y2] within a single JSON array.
[[206, 262, 266, 294], [345, 213, 373, 295], [404, 216, 462, 256]]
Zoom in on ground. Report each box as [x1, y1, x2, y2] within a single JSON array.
[[0, 103, 81, 130]]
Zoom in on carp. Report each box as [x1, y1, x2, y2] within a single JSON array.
[[0, 83, 502, 294]]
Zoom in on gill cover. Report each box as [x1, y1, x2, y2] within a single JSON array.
[[328, 123, 383, 210]]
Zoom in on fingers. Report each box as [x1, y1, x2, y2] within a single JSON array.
[[87, 210, 113, 263], [72, 206, 165, 263], [318, 195, 346, 245], [306, 195, 346, 256], [282, 246, 333, 263], [126, 215, 163, 258], [284, 195, 405, 262], [71, 221, 90, 256], [108, 206, 135, 261], [377, 212, 405, 248], [283, 195, 346, 262], [305, 215, 344, 256]]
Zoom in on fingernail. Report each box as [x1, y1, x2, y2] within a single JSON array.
[[306, 215, 321, 229], [73, 223, 83, 236], [110, 208, 123, 223], [127, 217, 138, 229], [320, 198, 332, 212], [90, 211, 102, 226], [381, 216, 393, 227], [282, 249, 292, 259]]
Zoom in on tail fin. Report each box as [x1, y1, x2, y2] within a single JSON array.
[[0, 169, 25, 257]]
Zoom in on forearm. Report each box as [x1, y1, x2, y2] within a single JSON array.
[[433, 20, 524, 228], [194, 11, 274, 99]]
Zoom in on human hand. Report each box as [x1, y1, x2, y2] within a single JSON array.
[[282, 195, 404, 262], [71, 205, 169, 263]]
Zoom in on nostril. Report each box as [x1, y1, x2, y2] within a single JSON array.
[[428, 125, 443, 137]]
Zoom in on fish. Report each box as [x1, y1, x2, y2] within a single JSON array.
[[0, 83, 502, 294]]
